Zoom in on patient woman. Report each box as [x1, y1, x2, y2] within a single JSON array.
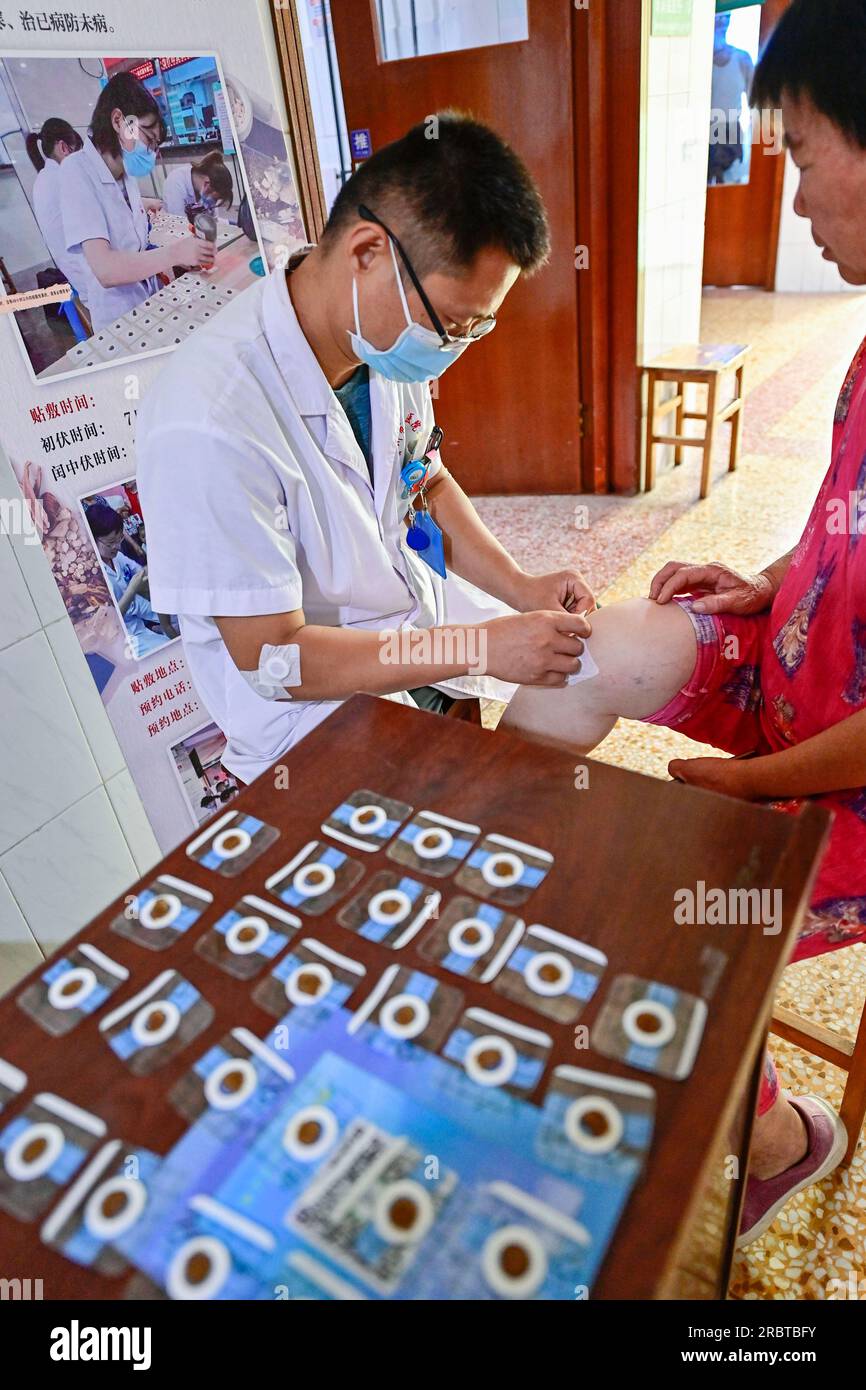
[[504, 0, 866, 1246]]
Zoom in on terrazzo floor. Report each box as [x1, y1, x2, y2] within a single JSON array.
[[478, 287, 866, 1300]]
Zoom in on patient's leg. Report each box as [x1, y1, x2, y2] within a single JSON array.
[[501, 598, 697, 753]]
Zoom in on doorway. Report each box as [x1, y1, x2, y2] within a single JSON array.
[[703, 0, 790, 289]]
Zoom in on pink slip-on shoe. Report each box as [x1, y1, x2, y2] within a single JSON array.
[[737, 1095, 848, 1248]]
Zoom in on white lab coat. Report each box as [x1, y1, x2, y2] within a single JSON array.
[[32, 160, 89, 304], [104, 552, 166, 660], [161, 163, 196, 216], [137, 266, 516, 784], [59, 137, 158, 331]]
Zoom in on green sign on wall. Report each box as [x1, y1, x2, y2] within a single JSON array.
[[652, 0, 694, 37]]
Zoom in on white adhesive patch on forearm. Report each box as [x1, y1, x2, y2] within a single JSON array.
[[239, 643, 301, 701], [566, 642, 599, 686]]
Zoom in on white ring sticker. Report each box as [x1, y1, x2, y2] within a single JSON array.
[[448, 918, 495, 960], [349, 804, 387, 836], [373, 1179, 435, 1246], [481, 1225, 548, 1299], [84, 1176, 148, 1240], [204, 1057, 258, 1111], [380, 993, 430, 1040], [465, 1035, 518, 1088], [622, 998, 677, 1050], [293, 861, 336, 898], [282, 1104, 339, 1162], [259, 644, 301, 686], [481, 851, 524, 890], [139, 893, 182, 930], [4, 1121, 64, 1182], [48, 966, 97, 1012], [285, 962, 333, 1007], [212, 827, 252, 861], [413, 825, 454, 861], [524, 951, 573, 998], [131, 999, 181, 1048], [368, 888, 412, 926], [166, 1236, 231, 1301], [564, 1096, 624, 1155], [225, 916, 270, 955]]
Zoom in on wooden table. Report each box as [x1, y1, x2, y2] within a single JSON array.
[[0, 696, 829, 1300]]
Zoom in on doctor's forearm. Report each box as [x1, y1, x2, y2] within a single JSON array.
[[289, 624, 471, 700], [215, 615, 472, 702], [424, 472, 525, 607], [84, 243, 175, 289]]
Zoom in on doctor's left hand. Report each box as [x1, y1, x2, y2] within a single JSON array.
[[511, 568, 597, 618]]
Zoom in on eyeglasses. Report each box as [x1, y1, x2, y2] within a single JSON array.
[[358, 203, 497, 347], [122, 115, 163, 151]]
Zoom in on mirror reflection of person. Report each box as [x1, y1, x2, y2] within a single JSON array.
[[26, 118, 90, 306], [162, 150, 234, 219], [709, 13, 755, 185], [59, 72, 215, 330], [87, 501, 178, 655]]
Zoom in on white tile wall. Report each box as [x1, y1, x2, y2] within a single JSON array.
[[0, 452, 160, 998], [0, 527, 40, 650], [639, 0, 716, 360], [775, 152, 862, 294], [0, 786, 138, 957], [0, 631, 101, 853], [638, 0, 717, 483]]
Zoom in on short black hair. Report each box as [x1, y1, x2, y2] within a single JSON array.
[[90, 72, 167, 159], [753, 0, 866, 148], [322, 110, 550, 277], [86, 501, 123, 539]]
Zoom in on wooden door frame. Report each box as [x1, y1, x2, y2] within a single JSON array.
[[574, 0, 643, 494], [270, 0, 328, 243], [702, 0, 791, 292], [758, 0, 792, 290]]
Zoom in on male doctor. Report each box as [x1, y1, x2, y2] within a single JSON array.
[[137, 113, 594, 784]]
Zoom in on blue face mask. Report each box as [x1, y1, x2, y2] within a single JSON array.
[[348, 239, 471, 384], [121, 138, 156, 179]]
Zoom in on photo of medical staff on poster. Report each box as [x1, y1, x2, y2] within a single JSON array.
[[0, 4, 309, 852], [0, 51, 266, 383]]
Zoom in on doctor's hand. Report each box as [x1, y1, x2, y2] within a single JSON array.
[[510, 568, 597, 618], [480, 610, 588, 687], [172, 234, 216, 270], [123, 566, 149, 600]]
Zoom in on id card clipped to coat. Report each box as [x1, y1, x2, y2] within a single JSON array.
[[407, 510, 447, 578], [402, 425, 447, 579]]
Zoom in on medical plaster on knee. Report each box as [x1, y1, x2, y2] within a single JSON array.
[[565, 643, 599, 685], [239, 643, 302, 701]]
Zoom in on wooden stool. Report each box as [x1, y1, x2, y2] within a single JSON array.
[[643, 343, 750, 499], [771, 993, 866, 1166]]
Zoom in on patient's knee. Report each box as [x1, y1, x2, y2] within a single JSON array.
[[584, 597, 697, 721]]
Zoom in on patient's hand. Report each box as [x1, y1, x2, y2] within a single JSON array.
[[511, 568, 597, 617], [649, 561, 776, 616], [668, 755, 757, 799]]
